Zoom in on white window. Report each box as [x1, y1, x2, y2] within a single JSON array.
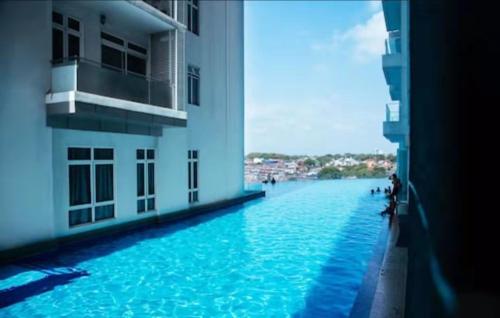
[[68, 148, 115, 227], [188, 150, 199, 203], [52, 11, 83, 62], [137, 149, 156, 213], [101, 32, 147, 76], [188, 66, 200, 106]]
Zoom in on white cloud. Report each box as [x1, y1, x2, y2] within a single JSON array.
[[312, 11, 386, 63], [367, 0, 382, 13], [244, 93, 385, 154]]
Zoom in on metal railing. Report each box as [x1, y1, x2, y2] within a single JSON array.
[[386, 102, 400, 122], [385, 30, 402, 54], [408, 181, 458, 315], [143, 0, 175, 18], [52, 58, 175, 109]]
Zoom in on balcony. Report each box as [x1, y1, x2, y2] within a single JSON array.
[[382, 0, 401, 32], [46, 59, 187, 136], [56, 0, 185, 34], [143, 0, 175, 18], [383, 102, 407, 143], [382, 32, 402, 94]]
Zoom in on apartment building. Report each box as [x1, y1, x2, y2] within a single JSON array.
[[381, 0, 409, 201], [0, 0, 245, 253]]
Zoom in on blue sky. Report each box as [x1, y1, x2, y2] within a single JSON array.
[[244, 0, 397, 155]]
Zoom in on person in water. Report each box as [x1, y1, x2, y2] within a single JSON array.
[[376, 187, 381, 193], [271, 177, 276, 184], [371, 189, 375, 195]]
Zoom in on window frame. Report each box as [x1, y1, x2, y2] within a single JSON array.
[[188, 150, 199, 203], [52, 11, 84, 62], [67, 147, 116, 228], [188, 65, 200, 106], [187, 0, 200, 36], [137, 148, 156, 213], [100, 30, 148, 77]]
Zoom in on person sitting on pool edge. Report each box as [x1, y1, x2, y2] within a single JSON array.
[[380, 197, 397, 216]]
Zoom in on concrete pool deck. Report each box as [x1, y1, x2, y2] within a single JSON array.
[[350, 203, 409, 318]]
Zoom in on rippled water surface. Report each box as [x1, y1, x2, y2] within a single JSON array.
[[1, 179, 389, 317]]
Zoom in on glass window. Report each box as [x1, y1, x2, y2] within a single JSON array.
[[187, 0, 199, 35], [68, 147, 115, 227], [127, 53, 146, 76], [68, 17, 80, 31], [148, 163, 155, 195], [137, 200, 146, 213], [188, 66, 200, 106], [147, 198, 155, 211], [147, 149, 155, 160], [95, 164, 114, 202], [52, 28, 64, 62], [52, 12, 82, 63], [137, 149, 145, 160], [95, 204, 114, 221], [188, 161, 192, 190], [128, 43, 147, 55], [193, 161, 198, 189], [68, 34, 80, 58], [94, 148, 113, 160], [102, 45, 124, 71], [69, 165, 91, 206], [52, 11, 63, 25], [192, 7, 199, 35], [137, 149, 156, 213], [188, 149, 199, 203], [68, 147, 91, 160], [101, 32, 124, 46], [69, 208, 92, 226], [137, 163, 145, 196]]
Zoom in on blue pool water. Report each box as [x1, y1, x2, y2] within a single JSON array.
[[0, 179, 390, 317]]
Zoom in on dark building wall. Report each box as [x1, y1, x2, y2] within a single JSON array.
[[408, 0, 499, 317]]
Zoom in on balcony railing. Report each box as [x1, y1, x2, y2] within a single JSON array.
[[386, 102, 400, 122], [51, 58, 174, 109], [143, 0, 175, 18], [385, 30, 401, 54]]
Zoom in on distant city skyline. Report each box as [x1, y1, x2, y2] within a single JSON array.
[[244, 0, 397, 155]]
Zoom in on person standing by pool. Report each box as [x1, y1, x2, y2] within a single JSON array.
[[389, 174, 401, 201]]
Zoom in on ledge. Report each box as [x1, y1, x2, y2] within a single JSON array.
[[0, 190, 265, 265]]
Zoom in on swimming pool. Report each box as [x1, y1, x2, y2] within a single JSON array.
[[0, 179, 389, 317]]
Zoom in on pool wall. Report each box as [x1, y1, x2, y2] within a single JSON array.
[[0, 190, 264, 265]]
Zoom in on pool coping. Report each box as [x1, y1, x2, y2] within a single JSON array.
[[349, 214, 392, 318], [0, 190, 265, 265], [349, 208, 409, 318]]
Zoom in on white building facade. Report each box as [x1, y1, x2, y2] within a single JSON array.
[[0, 0, 245, 253], [381, 0, 409, 201]]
